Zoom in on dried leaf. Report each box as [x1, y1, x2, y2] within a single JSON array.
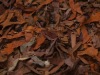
[[69, 12, 77, 20], [62, 20, 74, 27], [86, 12, 100, 23], [55, 13, 60, 26], [77, 47, 98, 57], [61, 36, 68, 43], [24, 26, 35, 42], [33, 34, 45, 50], [0, 4, 6, 15], [58, 43, 68, 53], [93, 3, 100, 8], [78, 65, 89, 74], [78, 56, 89, 64], [49, 60, 64, 74], [1, 32, 24, 40], [24, 63, 42, 75], [1, 40, 25, 55], [69, 42, 82, 54], [75, 3, 83, 15], [92, 35, 100, 48], [46, 39, 57, 55], [24, 0, 33, 6], [0, 54, 7, 62], [20, 37, 35, 52], [35, 27, 44, 33], [31, 55, 45, 67], [68, 0, 76, 20], [42, 30, 57, 40], [69, 42, 82, 60], [76, 15, 85, 23], [64, 57, 74, 68], [48, 52, 62, 65], [71, 32, 76, 48], [81, 25, 90, 44], [68, 0, 83, 20], [37, 0, 53, 10], [0, 0, 15, 7], [1, 10, 25, 29], [8, 57, 30, 71], [58, 0, 64, 3], [0, 10, 8, 23], [0, 69, 7, 75], [62, 9, 71, 20]]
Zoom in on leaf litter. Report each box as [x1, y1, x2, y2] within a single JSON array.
[[0, 0, 100, 75]]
